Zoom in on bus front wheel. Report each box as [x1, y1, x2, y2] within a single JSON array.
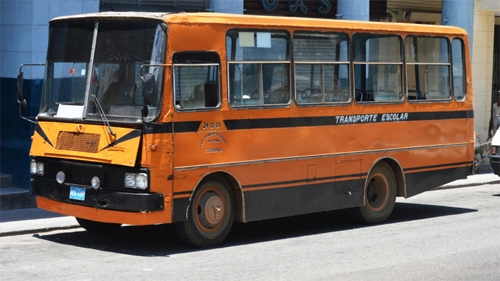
[[356, 162, 396, 224], [175, 175, 235, 248]]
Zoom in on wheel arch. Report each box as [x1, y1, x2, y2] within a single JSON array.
[[367, 157, 406, 198], [185, 171, 245, 223]]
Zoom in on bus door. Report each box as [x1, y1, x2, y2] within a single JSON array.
[[170, 51, 222, 219]]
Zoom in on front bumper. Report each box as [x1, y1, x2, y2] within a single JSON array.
[[31, 179, 164, 212], [490, 154, 500, 176]]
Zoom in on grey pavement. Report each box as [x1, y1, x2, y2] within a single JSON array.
[[1, 169, 499, 237]]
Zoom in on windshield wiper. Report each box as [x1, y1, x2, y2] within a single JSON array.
[[91, 94, 116, 138]]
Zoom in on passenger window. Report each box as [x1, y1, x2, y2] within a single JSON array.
[[293, 32, 350, 105], [405, 36, 451, 101], [353, 34, 403, 102], [452, 38, 466, 101], [226, 30, 290, 107], [173, 52, 220, 110]]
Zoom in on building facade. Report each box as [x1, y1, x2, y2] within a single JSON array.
[[1, 0, 499, 188]]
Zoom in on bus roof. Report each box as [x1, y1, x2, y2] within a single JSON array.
[[50, 11, 170, 22], [51, 12, 468, 36]]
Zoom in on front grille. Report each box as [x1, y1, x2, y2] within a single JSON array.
[[55, 131, 100, 153], [65, 161, 102, 185]]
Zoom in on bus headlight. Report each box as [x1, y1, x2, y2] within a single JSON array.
[[30, 160, 44, 176], [30, 160, 37, 174], [125, 174, 136, 188], [91, 176, 100, 189], [56, 171, 65, 184], [124, 173, 148, 190]]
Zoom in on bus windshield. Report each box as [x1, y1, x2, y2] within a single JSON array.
[[40, 20, 165, 122]]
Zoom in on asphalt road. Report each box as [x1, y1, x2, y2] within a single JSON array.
[[1, 183, 499, 280]]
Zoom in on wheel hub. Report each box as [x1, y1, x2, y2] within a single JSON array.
[[202, 195, 224, 226], [367, 176, 388, 211]]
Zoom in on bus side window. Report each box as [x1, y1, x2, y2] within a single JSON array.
[[452, 38, 466, 101], [293, 31, 350, 105], [227, 30, 290, 107], [353, 34, 403, 103], [405, 36, 451, 102], [172, 52, 221, 110]]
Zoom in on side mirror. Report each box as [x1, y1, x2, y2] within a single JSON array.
[[16, 63, 45, 123], [141, 73, 156, 118], [142, 73, 156, 105], [19, 99, 27, 111], [17, 72, 26, 110], [139, 64, 164, 118]]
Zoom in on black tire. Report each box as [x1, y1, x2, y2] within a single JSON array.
[[175, 175, 235, 248], [356, 162, 397, 224], [76, 217, 121, 234]]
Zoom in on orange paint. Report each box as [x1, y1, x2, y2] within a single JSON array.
[[32, 12, 473, 226]]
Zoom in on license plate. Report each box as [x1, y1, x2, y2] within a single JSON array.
[[69, 186, 86, 201]]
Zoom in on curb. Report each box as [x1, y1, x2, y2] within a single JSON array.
[[0, 225, 81, 237], [435, 180, 500, 190], [436, 174, 500, 190], [0, 216, 81, 237]]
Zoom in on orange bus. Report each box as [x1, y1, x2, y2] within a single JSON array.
[[17, 12, 474, 247]]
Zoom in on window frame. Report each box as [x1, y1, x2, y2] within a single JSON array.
[[352, 33, 404, 104], [172, 51, 222, 111], [226, 29, 291, 108], [404, 35, 452, 102], [451, 37, 467, 102], [292, 31, 351, 106]]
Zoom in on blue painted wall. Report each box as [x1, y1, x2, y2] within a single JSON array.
[[0, 78, 42, 188], [0, 0, 99, 190]]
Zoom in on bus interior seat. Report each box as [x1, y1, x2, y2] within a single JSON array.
[[180, 84, 205, 108], [408, 90, 424, 100], [425, 90, 447, 100], [204, 83, 218, 107], [181, 83, 219, 108], [365, 90, 373, 101], [193, 83, 206, 106], [355, 90, 364, 101], [355, 90, 374, 102], [265, 86, 289, 104], [299, 88, 320, 103], [374, 90, 396, 101], [333, 90, 350, 102], [101, 81, 136, 109], [305, 90, 322, 103]]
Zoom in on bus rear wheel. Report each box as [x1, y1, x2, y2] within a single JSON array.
[[76, 218, 121, 234], [356, 162, 396, 224], [175, 175, 235, 248]]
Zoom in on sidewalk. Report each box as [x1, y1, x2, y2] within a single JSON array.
[[0, 208, 80, 236], [438, 173, 500, 189], [0, 172, 499, 237]]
